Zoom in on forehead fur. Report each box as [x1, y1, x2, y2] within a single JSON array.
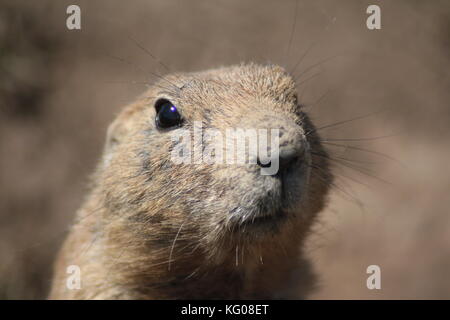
[[159, 63, 298, 107]]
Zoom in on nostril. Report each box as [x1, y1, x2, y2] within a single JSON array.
[[257, 157, 272, 168], [256, 153, 300, 170], [279, 154, 299, 170]]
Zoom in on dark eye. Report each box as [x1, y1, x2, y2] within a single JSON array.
[[155, 99, 182, 129]]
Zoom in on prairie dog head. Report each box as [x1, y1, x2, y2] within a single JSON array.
[[99, 63, 332, 264]]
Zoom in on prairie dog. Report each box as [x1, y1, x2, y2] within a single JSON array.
[[49, 63, 332, 299]]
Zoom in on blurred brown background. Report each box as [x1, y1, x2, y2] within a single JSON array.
[[1, 0, 449, 299]]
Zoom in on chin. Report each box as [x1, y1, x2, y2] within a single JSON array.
[[228, 168, 310, 235]]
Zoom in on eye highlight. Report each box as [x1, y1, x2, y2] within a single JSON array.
[[155, 99, 182, 129]]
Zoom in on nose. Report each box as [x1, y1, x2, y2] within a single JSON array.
[[256, 125, 305, 173], [278, 146, 300, 170], [257, 147, 299, 168]]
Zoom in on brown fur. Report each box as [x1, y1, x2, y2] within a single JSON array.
[[49, 63, 332, 299]]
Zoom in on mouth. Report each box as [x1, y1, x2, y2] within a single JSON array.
[[238, 211, 287, 230], [228, 203, 289, 234]]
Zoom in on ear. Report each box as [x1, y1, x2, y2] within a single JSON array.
[[104, 101, 144, 154], [104, 117, 126, 155], [103, 109, 136, 164], [102, 118, 126, 168]]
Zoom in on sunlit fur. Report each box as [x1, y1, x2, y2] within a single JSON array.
[[49, 63, 332, 299]]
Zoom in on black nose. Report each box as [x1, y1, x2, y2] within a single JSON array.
[[256, 147, 300, 171], [278, 148, 300, 170], [257, 157, 272, 168], [255, 120, 305, 174]]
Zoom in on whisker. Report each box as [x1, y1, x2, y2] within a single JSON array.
[[290, 42, 315, 76], [285, 0, 299, 63], [306, 108, 389, 135], [298, 82, 309, 102], [296, 72, 321, 87], [315, 149, 391, 186], [288, 3, 340, 75], [103, 80, 152, 88], [328, 167, 373, 190], [86, 17, 172, 75], [332, 159, 392, 185], [168, 219, 188, 271], [322, 132, 401, 142], [305, 89, 333, 109], [309, 164, 365, 209], [294, 53, 346, 83], [311, 151, 376, 165], [317, 156, 387, 187], [103, 80, 172, 93], [322, 142, 405, 166], [105, 53, 180, 91], [128, 35, 171, 73]]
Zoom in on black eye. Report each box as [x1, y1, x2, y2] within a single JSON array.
[[155, 99, 182, 129]]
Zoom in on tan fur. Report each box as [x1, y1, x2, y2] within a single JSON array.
[[49, 63, 332, 299]]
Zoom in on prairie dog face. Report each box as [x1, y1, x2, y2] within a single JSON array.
[[100, 63, 331, 259]]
